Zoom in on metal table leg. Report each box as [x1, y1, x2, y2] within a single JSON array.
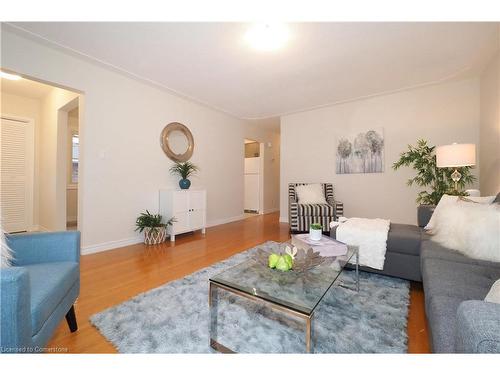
[[209, 281, 218, 349], [208, 280, 314, 353], [356, 248, 360, 292], [305, 315, 314, 353]]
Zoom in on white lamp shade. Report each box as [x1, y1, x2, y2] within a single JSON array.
[[436, 143, 476, 168]]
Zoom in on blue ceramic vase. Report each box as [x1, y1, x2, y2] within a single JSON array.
[[179, 178, 191, 189]]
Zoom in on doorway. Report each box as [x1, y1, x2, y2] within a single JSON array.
[[244, 138, 264, 217], [0, 72, 81, 233]]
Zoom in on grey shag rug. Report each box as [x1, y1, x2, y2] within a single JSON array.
[[90, 241, 410, 353]]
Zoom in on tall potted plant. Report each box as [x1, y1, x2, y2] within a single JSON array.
[[169, 161, 199, 189], [135, 210, 175, 245], [393, 139, 475, 218]]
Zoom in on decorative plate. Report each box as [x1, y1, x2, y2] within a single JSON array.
[[253, 246, 328, 273]]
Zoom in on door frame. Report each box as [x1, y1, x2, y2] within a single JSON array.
[[0, 114, 35, 232], [259, 143, 265, 214], [57, 97, 79, 231]]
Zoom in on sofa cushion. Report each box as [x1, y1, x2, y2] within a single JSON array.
[[426, 295, 462, 353], [297, 203, 334, 216], [24, 262, 79, 335], [421, 237, 500, 269], [422, 257, 500, 301], [386, 224, 421, 256], [456, 300, 500, 353], [485, 279, 500, 303]]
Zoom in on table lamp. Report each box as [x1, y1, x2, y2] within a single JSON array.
[[436, 143, 476, 190]]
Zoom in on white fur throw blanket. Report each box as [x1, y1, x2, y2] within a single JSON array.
[[335, 218, 390, 270], [1, 230, 14, 268], [431, 200, 500, 263]]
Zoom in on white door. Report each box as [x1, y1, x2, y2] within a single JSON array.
[[0, 117, 34, 233]]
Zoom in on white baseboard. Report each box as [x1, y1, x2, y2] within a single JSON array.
[[207, 214, 245, 228], [262, 208, 279, 214], [81, 235, 143, 255], [81, 214, 248, 256], [279, 216, 289, 223]]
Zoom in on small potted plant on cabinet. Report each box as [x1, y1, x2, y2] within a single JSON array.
[[135, 210, 175, 245], [309, 223, 323, 241], [169, 161, 199, 190]]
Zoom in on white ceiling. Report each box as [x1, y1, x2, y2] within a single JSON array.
[[9, 22, 499, 119]]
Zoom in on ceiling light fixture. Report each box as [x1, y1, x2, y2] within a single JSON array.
[[244, 23, 289, 51], [0, 71, 23, 81]]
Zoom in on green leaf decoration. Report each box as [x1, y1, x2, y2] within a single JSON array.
[[392, 139, 476, 205], [169, 161, 199, 179]]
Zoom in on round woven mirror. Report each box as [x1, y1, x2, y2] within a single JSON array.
[[160, 122, 194, 162]]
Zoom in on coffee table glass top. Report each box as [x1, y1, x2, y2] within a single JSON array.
[[209, 246, 356, 316]]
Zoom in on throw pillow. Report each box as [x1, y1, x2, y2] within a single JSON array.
[[426, 194, 496, 232], [295, 184, 327, 204], [485, 279, 500, 304], [425, 194, 458, 232], [431, 200, 500, 262], [1, 230, 14, 268], [493, 192, 500, 204]]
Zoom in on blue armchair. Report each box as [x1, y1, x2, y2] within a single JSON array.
[[1, 231, 80, 353]]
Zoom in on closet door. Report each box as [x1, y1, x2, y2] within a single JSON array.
[[0, 117, 34, 233]]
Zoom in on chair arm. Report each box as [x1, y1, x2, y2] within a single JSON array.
[[289, 201, 298, 223], [326, 197, 344, 220], [6, 231, 81, 266], [288, 192, 298, 222], [0, 267, 32, 352], [455, 300, 500, 353]]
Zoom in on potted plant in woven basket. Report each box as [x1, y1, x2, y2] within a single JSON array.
[[135, 210, 175, 245]]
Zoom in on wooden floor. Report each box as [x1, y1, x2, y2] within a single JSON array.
[[47, 212, 430, 353]]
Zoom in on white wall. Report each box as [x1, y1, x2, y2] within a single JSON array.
[[1, 92, 41, 228], [280, 78, 480, 225], [1, 28, 255, 253], [479, 52, 500, 196]]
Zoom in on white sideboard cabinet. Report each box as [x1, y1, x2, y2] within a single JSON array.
[[159, 189, 206, 242]]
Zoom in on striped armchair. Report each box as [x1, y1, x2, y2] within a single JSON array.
[[288, 183, 344, 233]]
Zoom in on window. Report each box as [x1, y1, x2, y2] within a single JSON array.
[[71, 134, 79, 183]]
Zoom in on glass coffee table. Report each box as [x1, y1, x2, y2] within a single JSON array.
[[208, 243, 359, 353]]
